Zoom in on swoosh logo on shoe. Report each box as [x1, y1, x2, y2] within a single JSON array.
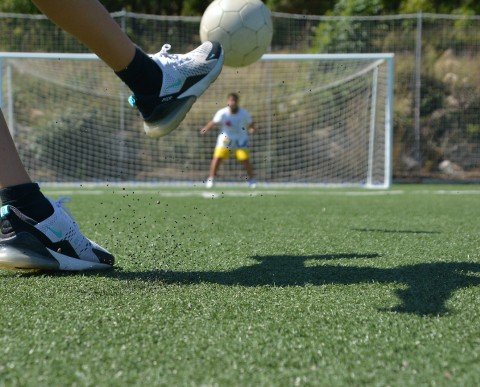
[[207, 52, 217, 61], [46, 226, 63, 239], [166, 79, 183, 92], [0, 205, 10, 218]]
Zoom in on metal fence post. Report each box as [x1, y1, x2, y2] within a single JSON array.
[[266, 62, 273, 181], [119, 8, 127, 179], [414, 12, 423, 166], [0, 58, 3, 110], [120, 8, 127, 32], [6, 64, 14, 137]]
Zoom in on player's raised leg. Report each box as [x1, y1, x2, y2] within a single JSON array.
[[32, 0, 224, 137], [0, 110, 114, 271]]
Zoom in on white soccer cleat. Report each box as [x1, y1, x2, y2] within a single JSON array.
[[129, 41, 224, 138], [206, 178, 215, 189], [248, 179, 257, 189], [0, 199, 114, 271]]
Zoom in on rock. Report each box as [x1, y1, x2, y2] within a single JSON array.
[[445, 95, 460, 108], [401, 155, 420, 171], [439, 160, 464, 176]]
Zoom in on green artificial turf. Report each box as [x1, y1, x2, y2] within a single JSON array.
[[0, 185, 479, 385]]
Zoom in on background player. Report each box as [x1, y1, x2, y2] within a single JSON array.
[[0, 0, 223, 271], [200, 93, 257, 188]]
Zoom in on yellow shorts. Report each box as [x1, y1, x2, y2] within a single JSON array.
[[213, 147, 250, 161]]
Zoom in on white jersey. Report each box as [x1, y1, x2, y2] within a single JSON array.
[[213, 107, 253, 138]]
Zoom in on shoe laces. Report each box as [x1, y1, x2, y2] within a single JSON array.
[[154, 44, 189, 68], [54, 197, 91, 252], [55, 197, 74, 220]]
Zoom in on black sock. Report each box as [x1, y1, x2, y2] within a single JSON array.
[[115, 47, 163, 96], [0, 183, 54, 222]]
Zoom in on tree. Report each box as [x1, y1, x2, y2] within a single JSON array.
[[266, 0, 334, 15], [1, 0, 480, 16], [312, 0, 386, 53], [0, 0, 37, 13]]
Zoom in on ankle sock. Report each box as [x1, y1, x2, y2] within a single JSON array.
[[115, 47, 163, 97], [0, 183, 54, 222]]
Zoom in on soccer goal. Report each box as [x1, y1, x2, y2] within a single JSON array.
[[0, 52, 393, 188]]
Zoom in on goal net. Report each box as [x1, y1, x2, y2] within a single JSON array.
[[0, 53, 393, 187]]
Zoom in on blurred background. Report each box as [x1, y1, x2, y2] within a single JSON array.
[[3, 0, 480, 16], [1, 0, 480, 183]]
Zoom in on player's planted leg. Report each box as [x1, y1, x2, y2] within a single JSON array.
[[0, 110, 114, 271], [0, 197, 114, 271]]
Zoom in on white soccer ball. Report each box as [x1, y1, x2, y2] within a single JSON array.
[[200, 0, 273, 67]]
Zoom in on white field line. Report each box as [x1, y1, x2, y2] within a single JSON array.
[[45, 189, 271, 198], [43, 188, 480, 197], [44, 189, 401, 197], [46, 190, 105, 196], [343, 190, 404, 196], [411, 190, 480, 195], [432, 190, 480, 195]]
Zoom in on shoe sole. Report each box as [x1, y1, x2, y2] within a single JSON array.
[[0, 246, 113, 271], [0, 233, 112, 272], [144, 96, 197, 138], [144, 49, 225, 138]]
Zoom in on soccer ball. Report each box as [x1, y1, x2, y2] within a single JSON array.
[[200, 0, 273, 67]]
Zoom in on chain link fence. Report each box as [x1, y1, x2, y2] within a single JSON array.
[[1, 11, 479, 181]]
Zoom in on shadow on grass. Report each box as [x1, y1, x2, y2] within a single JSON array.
[[352, 228, 441, 234], [110, 253, 480, 316], [13, 253, 480, 316]]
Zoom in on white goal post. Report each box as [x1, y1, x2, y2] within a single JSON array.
[[0, 52, 394, 188]]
